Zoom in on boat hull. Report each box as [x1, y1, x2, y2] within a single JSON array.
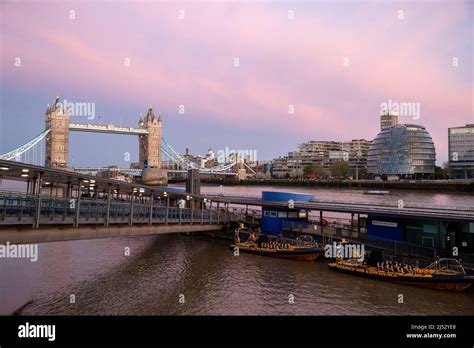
[[328, 262, 474, 292], [231, 244, 323, 261]]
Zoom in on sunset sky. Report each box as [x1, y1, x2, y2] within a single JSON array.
[[1, 0, 472, 166]]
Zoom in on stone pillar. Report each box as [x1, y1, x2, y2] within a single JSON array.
[[45, 96, 69, 168], [186, 169, 201, 209], [139, 107, 167, 185]]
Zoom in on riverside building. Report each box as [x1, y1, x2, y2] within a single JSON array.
[[271, 139, 371, 178], [448, 124, 474, 179], [367, 124, 436, 179]]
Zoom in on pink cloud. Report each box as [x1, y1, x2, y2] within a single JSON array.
[[1, 1, 472, 162]]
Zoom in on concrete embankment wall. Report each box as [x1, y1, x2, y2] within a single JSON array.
[[0, 224, 224, 244]]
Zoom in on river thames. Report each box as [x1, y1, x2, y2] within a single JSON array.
[[1, 185, 474, 315]]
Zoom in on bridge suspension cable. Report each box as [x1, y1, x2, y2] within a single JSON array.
[[161, 138, 199, 170], [161, 138, 237, 173], [0, 129, 239, 174], [0, 128, 50, 164]]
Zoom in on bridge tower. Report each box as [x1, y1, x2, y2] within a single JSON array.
[[138, 107, 167, 185], [45, 96, 69, 168]]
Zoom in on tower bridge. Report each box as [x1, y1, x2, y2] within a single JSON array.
[[0, 96, 240, 181], [45, 96, 167, 185]]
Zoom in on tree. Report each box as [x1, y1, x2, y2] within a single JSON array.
[[331, 160, 351, 179], [304, 164, 326, 178], [442, 161, 451, 179], [434, 163, 449, 179], [315, 165, 327, 178], [303, 164, 316, 177]]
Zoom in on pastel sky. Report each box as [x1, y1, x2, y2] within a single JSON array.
[[0, 0, 472, 167]]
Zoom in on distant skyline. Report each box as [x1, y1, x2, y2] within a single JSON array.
[[1, 1, 473, 166]]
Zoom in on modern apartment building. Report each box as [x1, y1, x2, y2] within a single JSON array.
[[271, 139, 371, 178]]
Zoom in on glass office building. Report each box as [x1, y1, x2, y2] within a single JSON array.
[[448, 124, 474, 179], [367, 124, 436, 178]]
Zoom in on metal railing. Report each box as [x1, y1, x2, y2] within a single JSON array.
[[0, 192, 229, 228]]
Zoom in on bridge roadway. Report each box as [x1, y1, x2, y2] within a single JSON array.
[[69, 123, 148, 135], [72, 167, 238, 177]]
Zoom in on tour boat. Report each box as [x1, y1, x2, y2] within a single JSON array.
[[231, 242, 324, 261], [230, 229, 324, 261], [327, 257, 474, 292]]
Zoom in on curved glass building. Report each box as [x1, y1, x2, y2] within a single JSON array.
[[367, 124, 436, 177]]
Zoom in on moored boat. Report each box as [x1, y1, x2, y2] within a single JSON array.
[[231, 242, 324, 261], [230, 229, 324, 261], [328, 257, 474, 292]]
